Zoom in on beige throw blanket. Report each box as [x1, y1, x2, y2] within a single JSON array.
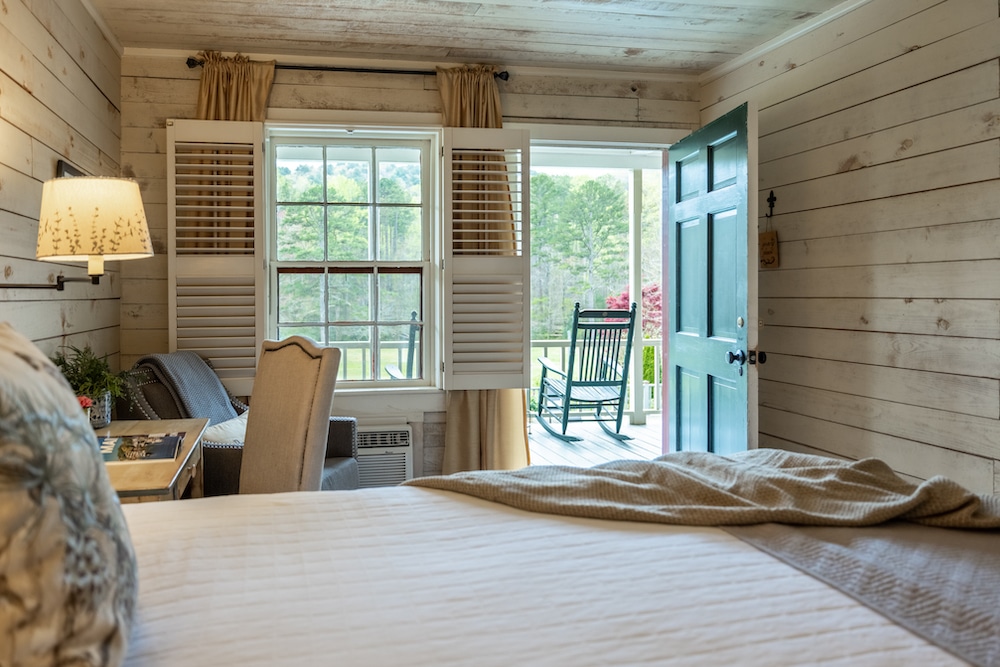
[[404, 449, 1000, 528], [407, 449, 1000, 665]]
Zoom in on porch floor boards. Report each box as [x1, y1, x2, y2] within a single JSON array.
[[528, 413, 663, 468]]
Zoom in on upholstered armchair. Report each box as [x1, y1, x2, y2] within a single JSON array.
[[118, 351, 359, 495]]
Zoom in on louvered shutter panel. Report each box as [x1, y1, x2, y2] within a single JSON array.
[[166, 119, 265, 397], [442, 128, 530, 390]]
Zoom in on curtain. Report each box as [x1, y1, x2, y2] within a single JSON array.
[[196, 50, 275, 122], [190, 52, 273, 248], [437, 64, 531, 474]]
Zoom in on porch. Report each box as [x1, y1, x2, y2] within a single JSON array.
[[528, 412, 664, 468]]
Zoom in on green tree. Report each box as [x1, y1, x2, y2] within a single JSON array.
[[529, 172, 574, 338], [530, 171, 629, 338]]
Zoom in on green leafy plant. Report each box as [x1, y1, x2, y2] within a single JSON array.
[[52, 345, 126, 400]]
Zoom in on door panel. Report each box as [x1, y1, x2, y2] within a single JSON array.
[[677, 368, 707, 451], [710, 208, 739, 341], [666, 103, 754, 454], [710, 375, 742, 455], [678, 218, 704, 335]]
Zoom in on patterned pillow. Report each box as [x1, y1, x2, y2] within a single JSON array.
[[0, 322, 137, 666]]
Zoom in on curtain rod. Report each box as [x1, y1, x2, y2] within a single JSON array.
[[185, 56, 509, 80]]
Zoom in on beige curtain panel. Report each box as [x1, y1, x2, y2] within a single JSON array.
[[196, 50, 275, 122], [437, 64, 530, 475], [437, 64, 504, 129]]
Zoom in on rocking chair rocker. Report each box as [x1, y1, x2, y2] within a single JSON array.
[[535, 302, 637, 442]]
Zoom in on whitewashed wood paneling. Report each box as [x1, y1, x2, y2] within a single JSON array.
[[708, 0, 1000, 491], [759, 353, 999, 420], [0, 0, 124, 358], [700, 0, 946, 104], [90, 0, 845, 76]]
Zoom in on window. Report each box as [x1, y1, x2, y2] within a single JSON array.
[[268, 132, 433, 385]]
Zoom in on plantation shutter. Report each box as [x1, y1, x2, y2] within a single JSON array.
[[442, 127, 530, 390], [166, 119, 265, 397]]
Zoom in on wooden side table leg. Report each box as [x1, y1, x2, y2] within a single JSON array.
[[190, 454, 205, 498]]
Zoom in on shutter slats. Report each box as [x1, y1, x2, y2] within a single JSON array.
[[171, 129, 258, 256], [443, 128, 531, 390], [168, 119, 265, 397]]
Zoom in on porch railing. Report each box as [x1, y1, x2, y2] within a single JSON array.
[[327, 338, 663, 421], [529, 337, 662, 423]]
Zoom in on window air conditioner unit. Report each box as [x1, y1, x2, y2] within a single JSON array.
[[356, 425, 413, 488]]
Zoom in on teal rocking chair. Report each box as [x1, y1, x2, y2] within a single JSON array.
[[536, 302, 637, 442]]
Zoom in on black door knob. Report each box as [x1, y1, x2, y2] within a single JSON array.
[[726, 350, 747, 365]]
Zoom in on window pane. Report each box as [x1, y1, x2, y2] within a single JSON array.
[[276, 204, 324, 261], [327, 205, 371, 261], [377, 147, 421, 204], [276, 146, 323, 203], [327, 272, 371, 322], [379, 324, 421, 380], [277, 272, 324, 324], [377, 272, 421, 321], [378, 206, 421, 261], [329, 325, 371, 381], [277, 326, 324, 342], [327, 146, 371, 204]]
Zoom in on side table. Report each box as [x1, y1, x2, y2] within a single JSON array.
[[98, 418, 209, 503]]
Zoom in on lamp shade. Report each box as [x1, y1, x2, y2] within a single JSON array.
[[36, 177, 153, 275]]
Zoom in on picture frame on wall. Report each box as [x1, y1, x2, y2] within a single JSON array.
[[56, 159, 85, 177]]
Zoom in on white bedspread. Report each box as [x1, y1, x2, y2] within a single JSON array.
[[122, 487, 962, 666]]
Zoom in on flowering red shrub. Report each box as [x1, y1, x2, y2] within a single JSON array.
[[606, 283, 662, 338]]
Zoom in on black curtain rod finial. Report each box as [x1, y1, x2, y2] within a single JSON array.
[[186, 56, 203, 68]]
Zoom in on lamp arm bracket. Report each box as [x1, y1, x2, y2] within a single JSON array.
[[2, 275, 101, 291]]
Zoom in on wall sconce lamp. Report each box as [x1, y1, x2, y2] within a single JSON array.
[[8, 177, 153, 290]]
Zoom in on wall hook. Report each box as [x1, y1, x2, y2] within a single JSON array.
[[765, 190, 777, 218]]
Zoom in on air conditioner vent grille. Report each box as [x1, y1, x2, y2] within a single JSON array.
[[358, 429, 410, 449]]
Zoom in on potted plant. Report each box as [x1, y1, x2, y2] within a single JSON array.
[[52, 345, 126, 428]]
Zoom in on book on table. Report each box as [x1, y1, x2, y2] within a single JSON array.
[[101, 432, 185, 463]]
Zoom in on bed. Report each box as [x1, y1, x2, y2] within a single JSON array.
[[2, 321, 998, 667], [114, 487, 979, 667]]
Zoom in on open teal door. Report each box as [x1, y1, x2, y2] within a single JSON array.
[[665, 103, 757, 454]]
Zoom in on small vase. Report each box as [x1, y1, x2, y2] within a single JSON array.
[[90, 391, 112, 429]]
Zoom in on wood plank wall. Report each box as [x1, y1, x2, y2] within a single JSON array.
[[118, 55, 699, 369], [702, 0, 1000, 493], [0, 0, 123, 363]]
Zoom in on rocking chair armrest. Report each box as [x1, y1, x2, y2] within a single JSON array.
[[538, 356, 567, 377]]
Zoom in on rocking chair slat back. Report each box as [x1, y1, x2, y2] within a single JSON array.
[[535, 302, 637, 442]]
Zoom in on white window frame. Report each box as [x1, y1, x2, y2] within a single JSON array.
[[264, 125, 441, 389]]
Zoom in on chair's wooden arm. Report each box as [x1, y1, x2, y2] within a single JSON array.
[[538, 356, 568, 378]]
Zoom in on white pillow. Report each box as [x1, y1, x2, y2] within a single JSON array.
[[202, 410, 249, 445]]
